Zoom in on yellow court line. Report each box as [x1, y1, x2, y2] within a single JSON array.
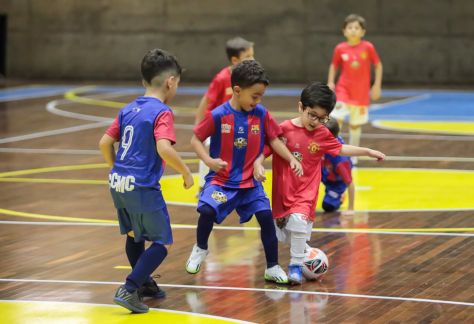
[[0, 178, 107, 185], [0, 163, 107, 178], [0, 208, 117, 224], [64, 87, 124, 109], [113, 266, 132, 269], [0, 161, 199, 179]]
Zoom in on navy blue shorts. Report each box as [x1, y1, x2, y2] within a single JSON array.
[[197, 183, 271, 224], [117, 206, 173, 244]]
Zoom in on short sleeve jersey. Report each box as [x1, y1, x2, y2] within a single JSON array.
[[271, 120, 342, 221], [194, 102, 281, 189], [322, 136, 353, 192], [332, 40, 380, 106], [205, 67, 233, 112], [107, 96, 176, 194]]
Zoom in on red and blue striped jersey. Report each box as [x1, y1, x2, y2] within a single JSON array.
[[194, 102, 281, 189]]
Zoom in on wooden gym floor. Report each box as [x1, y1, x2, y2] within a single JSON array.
[[0, 83, 473, 323]]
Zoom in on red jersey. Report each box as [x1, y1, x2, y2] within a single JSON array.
[[332, 40, 380, 106], [271, 120, 341, 221], [205, 66, 233, 112]]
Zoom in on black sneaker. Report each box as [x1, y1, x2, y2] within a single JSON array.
[[139, 279, 166, 299], [113, 285, 149, 313]]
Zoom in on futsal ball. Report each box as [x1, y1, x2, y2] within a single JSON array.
[[302, 247, 329, 280]]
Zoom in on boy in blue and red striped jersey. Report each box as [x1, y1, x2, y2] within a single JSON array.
[[186, 60, 303, 284], [99, 48, 194, 313]]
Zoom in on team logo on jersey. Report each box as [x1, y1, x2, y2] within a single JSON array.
[[222, 123, 231, 134], [132, 107, 141, 113], [238, 126, 245, 134], [211, 190, 228, 203], [341, 53, 349, 61], [234, 137, 247, 149], [308, 142, 320, 153], [292, 151, 303, 162], [251, 124, 260, 134], [351, 60, 360, 69], [360, 51, 367, 60]]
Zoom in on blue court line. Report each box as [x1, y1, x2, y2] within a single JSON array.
[[0, 85, 78, 102]]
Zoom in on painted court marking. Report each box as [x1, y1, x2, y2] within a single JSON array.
[[0, 278, 472, 307]]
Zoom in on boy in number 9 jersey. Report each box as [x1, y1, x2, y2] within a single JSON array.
[[99, 49, 194, 313]]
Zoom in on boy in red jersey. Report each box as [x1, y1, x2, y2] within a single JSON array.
[[186, 60, 303, 284], [254, 82, 385, 285], [327, 14, 383, 163], [196, 37, 255, 193]]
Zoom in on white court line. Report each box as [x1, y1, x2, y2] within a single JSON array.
[[0, 278, 472, 307], [1, 221, 473, 237], [0, 299, 255, 324], [0, 121, 110, 144]]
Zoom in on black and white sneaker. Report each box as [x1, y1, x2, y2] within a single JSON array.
[[113, 285, 149, 313], [139, 278, 166, 299]]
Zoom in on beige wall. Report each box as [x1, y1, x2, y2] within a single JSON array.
[[2, 0, 474, 84]]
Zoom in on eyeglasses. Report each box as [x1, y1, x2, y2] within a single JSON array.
[[306, 110, 330, 123]]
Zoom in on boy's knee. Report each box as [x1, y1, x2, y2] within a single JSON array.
[[322, 202, 338, 212]]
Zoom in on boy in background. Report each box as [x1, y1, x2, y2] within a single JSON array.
[[321, 118, 355, 215], [327, 14, 383, 163], [186, 60, 303, 284], [196, 37, 255, 193], [99, 49, 194, 313], [254, 82, 384, 285]]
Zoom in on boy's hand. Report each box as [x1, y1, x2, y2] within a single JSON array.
[[182, 172, 194, 189], [368, 149, 385, 161], [206, 158, 228, 172], [328, 82, 336, 91], [253, 162, 266, 182], [290, 157, 303, 176], [370, 85, 381, 101]]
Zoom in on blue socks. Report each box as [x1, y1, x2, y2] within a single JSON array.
[[255, 210, 278, 269], [124, 243, 168, 292], [196, 204, 216, 250], [125, 235, 145, 268]]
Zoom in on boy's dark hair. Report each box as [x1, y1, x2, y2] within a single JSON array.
[[226, 37, 254, 61], [231, 60, 269, 89], [141, 48, 182, 85], [324, 118, 340, 138], [300, 82, 336, 114], [343, 14, 366, 29]]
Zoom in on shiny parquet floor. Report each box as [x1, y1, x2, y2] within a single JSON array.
[[0, 83, 473, 323]]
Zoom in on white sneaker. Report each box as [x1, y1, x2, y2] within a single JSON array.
[[264, 265, 288, 284], [185, 244, 209, 274]]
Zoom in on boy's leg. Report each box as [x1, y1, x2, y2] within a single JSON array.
[[255, 210, 288, 284], [286, 213, 313, 285], [125, 234, 144, 268], [348, 105, 368, 164], [185, 204, 215, 274]]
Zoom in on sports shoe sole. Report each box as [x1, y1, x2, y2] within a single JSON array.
[[113, 297, 149, 313], [264, 274, 289, 284]]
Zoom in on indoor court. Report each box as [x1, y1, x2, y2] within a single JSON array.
[[0, 84, 473, 323]]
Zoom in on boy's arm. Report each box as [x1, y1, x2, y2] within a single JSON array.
[[371, 62, 383, 101], [327, 63, 337, 91], [253, 153, 266, 182], [191, 135, 228, 172], [340, 144, 385, 160], [195, 95, 209, 125], [99, 134, 117, 168], [269, 137, 303, 176], [156, 139, 194, 189]]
